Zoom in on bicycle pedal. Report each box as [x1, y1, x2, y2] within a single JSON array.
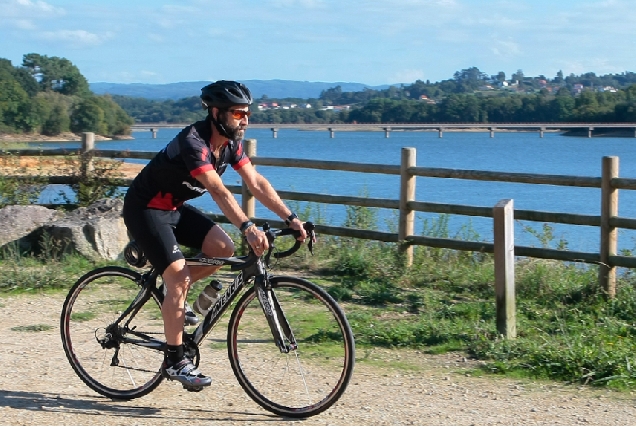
[[182, 384, 204, 392]]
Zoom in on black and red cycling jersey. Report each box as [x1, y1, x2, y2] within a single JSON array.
[[126, 116, 250, 210]]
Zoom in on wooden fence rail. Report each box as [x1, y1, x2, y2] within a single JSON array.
[[4, 132, 636, 297]]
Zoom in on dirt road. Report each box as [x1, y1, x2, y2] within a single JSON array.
[[1, 292, 636, 425]]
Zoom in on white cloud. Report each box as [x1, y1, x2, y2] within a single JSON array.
[[37, 29, 112, 47], [147, 33, 164, 43], [140, 70, 159, 78], [3, 0, 65, 17], [390, 69, 426, 84], [269, 0, 327, 9], [14, 19, 36, 30], [490, 38, 521, 57]]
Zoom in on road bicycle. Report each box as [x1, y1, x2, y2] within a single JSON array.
[[60, 222, 355, 418]]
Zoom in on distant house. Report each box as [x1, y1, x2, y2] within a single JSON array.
[[598, 86, 617, 93], [572, 83, 584, 95]]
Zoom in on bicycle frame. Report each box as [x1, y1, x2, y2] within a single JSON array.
[[188, 256, 297, 354], [114, 252, 296, 356], [110, 222, 316, 359]]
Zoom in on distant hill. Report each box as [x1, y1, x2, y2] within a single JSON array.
[[89, 79, 394, 100]]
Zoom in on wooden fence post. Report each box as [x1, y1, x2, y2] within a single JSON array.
[[399, 147, 416, 266], [80, 132, 95, 179], [599, 156, 618, 298], [242, 139, 256, 219], [494, 199, 516, 339], [241, 139, 256, 255]]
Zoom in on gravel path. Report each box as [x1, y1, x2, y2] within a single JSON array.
[[1, 292, 635, 425]]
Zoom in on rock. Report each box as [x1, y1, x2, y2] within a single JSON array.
[[0, 204, 63, 251], [43, 198, 129, 260]]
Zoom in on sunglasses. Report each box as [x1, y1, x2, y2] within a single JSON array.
[[229, 109, 251, 120]]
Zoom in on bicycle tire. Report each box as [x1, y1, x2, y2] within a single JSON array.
[[227, 276, 355, 418], [60, 266, 165, 400]]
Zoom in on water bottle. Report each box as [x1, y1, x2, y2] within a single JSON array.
[[193, 279, 223, 316]]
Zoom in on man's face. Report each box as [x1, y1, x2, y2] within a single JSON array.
[[217, 105, 250, 140]]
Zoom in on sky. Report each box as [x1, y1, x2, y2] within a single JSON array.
[[2, 0, 636, 86]]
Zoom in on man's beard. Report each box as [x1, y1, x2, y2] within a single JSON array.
[[218, 115, 246, 141]]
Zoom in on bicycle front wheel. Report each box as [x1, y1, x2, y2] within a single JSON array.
[[60, 266, 165, 400], [227, 276, 355, 418]]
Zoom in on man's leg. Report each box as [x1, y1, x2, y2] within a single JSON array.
[[188, 224, 236, 283], [161, 259, 212, 387], [161, 258, 192, 346]]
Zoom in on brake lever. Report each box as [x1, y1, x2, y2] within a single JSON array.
[[262, 222, 275, 267], [304, 222, 316, 255]]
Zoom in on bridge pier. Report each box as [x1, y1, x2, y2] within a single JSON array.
[[150, 128, 157, 139], [490, 127, 496, 138], [384, 127, 391, 138], [329, 128, 335, 138], [271, 128, 278, 138], [589, 126, 594, 138], [634, 127, 636, 138], [438, 128, 444, 138], [540, 127, 545, 138]]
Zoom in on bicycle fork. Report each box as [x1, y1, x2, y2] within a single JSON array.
[[255, 275, 297, 353]]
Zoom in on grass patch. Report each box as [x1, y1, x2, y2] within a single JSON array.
[[70, 311, 96, 322], [11, 324, 53, 332], [1, 190, 636, 392]]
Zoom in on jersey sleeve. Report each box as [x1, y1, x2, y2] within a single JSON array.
[[181, 133, 214, 177], [230, 139, 251, 170]]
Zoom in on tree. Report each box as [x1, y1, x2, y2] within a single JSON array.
[[0, 77, 31, 132], [573, 91, 600, 121], [22, 53, 89, 96], [70, 98, 106, 134], [320, 86, 343, 105], [453, 67, 489, 92], [93, 95, 133, 135], [511, 69, 524, 83], [42, 104, 70, 135]]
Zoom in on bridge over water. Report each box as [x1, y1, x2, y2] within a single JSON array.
[[130, 122, 636, 139]]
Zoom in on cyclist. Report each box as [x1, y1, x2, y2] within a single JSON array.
[[122, 80, 307, 388]]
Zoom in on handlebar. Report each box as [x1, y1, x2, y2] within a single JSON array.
[[226, 221, 315, 271], [264, 221, 316, 260]]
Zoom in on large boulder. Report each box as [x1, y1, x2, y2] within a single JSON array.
[[0, 205, 63, 251], [44, 198, 129, 260]]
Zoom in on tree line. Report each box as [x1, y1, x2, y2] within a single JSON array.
[[2, 56, 636, 138], [0, 53, 132, 137], [114, 66, 636, 125]]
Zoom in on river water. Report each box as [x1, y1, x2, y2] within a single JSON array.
[[31, 127, 636, 253]]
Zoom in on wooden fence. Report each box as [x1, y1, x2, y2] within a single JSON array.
[[4, 132, 636, 304]]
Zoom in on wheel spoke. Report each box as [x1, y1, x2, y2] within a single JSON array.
[[227, 276, 355, 417], [61, 267, 165, 400]]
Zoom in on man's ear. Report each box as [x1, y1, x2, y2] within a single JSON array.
[[211, 107, 219, 120]]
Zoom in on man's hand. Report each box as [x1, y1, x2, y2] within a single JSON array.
[[244, 225, 268, 256], [288, 218, 308, 242]]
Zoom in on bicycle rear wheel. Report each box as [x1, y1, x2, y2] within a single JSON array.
[[60, 266, 165, 400], [227, 276, 355, 418]]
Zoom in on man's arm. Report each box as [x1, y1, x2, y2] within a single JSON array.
[[195, 169, 269, 254], [237, 163, 307, 240]]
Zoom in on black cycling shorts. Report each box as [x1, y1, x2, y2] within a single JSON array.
[[123, 199, 216, 275]]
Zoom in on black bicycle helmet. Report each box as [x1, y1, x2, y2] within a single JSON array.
[[200, 80, 253, 109]]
